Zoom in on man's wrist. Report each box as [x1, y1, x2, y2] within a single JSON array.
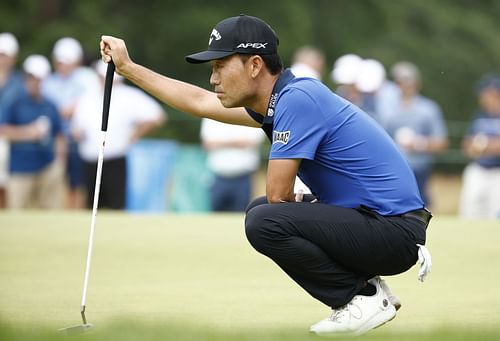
[[120, 60, 136, 79]]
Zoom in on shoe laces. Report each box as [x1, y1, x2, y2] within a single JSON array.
[[329, 299, 362, 322], [329, 305, 348, 321]]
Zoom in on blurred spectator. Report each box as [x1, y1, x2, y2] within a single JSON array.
[[72, 60, 166, 210], [354, 58, 387, 121], [331, 53, 363, 105], [0, 55, 65, 209], [42, 37, 100, 209], [459, 74, 500, 219], [332, 55, 400, 124], [380, 61, 448, 206], [0, 32, 24, 208], [356, 59, 401, 125], [200, 118, 264, 212], [290, 45, 326, 80]]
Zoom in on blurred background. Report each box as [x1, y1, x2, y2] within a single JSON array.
[[1, 0, 500, 215]]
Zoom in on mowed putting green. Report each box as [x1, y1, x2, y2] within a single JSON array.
[[1, 211, 499, 340]]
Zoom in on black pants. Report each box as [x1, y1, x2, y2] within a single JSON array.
[[83, 156, 126, 210], [244, 196, 426, 308]]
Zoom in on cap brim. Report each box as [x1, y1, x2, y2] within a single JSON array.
[[185, 50, 236, 64]]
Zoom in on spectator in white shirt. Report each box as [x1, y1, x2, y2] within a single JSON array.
[[201, 118, 264, 211], [72, 60, 166, 209]]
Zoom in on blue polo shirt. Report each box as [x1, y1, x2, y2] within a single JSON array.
[[0, 92, 62, 174], [249, 72, 424, 216]]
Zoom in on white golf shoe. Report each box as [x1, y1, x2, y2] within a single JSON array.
[[377, 276, 402, 311], [309, 278, 396, 336]]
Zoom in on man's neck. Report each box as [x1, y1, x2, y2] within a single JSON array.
[[250, 72, 281, 116]]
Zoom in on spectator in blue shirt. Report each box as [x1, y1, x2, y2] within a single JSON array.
[[460, 74, 500, 218], [0, 55, 65, 209], [379, 61, 448, 206]]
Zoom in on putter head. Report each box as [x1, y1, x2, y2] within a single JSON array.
[[58, 323, 93, 335]]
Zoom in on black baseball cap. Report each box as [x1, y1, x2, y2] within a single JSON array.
[[185, 14, 279, 64]]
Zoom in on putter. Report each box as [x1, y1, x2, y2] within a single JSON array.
[[59, 61, 115, 335]]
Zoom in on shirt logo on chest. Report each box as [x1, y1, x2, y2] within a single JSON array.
[[273, 130, 290, 144]]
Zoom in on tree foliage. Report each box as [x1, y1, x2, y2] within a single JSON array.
[[2, 0, 499, 144]]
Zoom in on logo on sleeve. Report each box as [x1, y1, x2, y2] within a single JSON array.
[[273, 130, 290, 144]]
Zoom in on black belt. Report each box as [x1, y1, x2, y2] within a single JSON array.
[[402, 208, 433, 226]]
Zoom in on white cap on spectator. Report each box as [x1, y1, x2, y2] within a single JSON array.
[[52, 37, 83, 64], [331, 54, 363, 85], [355, 59, 386, 93], [391, 61, 420, 84], [0, 32, 19, 57], [23, 54, 51, 79]]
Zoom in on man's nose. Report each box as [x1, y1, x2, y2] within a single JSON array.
[[210, 70, 219, 86]]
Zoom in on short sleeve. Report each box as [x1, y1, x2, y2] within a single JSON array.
[[270, 88, 327, 160], [0, 100, 16, 125]]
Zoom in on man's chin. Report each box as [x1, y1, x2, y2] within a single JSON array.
[[219, 98, 237, 108]]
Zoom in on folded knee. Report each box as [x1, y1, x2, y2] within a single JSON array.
[[245, 204, 276, 253], [245, 195, 268, 214]]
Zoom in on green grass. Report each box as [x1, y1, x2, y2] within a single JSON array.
[[1, 211, 499, 340]]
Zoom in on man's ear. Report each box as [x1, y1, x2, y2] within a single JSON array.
[[249, 55, 264, 78]]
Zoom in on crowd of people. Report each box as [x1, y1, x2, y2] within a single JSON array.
[[0, 32, 166, 210], [0, 31, 499, 218]]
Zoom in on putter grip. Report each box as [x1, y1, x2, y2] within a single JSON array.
[[101, 61, 115, 132]]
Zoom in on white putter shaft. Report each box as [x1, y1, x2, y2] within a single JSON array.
[[81, 130, 107, 324], [59, 61, 115, 335]]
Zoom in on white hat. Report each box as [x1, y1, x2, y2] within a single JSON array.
[[52, 37, 83, 64], [23, 54, 51, 79], [0, 32, 19, 57], [331, 54, 363, 85], [355, 59, 386, 93]]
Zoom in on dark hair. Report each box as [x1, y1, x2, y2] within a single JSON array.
[[239, 53, 283, 75], [261, 53, 283, 75], [475, 73, 500, 94]]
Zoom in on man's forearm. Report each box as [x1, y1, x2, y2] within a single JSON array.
[[121, 62, 258, 127], [0, 124, 40, 141], [122, 62, 215, 118]]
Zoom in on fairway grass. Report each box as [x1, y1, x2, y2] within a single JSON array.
[[1, 211, 499, 340]]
